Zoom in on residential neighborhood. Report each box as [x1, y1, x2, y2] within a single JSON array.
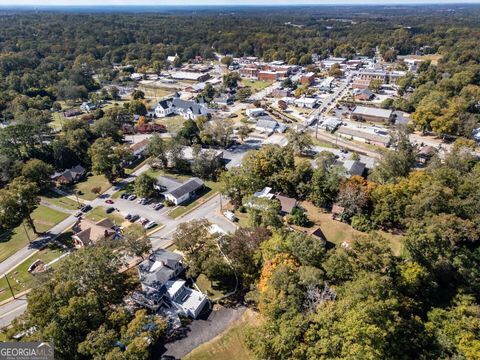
[[0, 3, 479, 360]]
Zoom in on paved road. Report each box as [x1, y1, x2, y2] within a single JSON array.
[[0, 296, 27, 329], [0, 164, 151, 280]]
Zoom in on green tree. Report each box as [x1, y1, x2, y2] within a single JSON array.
[[132, 89, 145, 100], [21, 158, 54, 191], [0, 176, 40, 232], [88, 137, 132, 183], [286, 129, 313, 156], [133, 172, 157, 199]]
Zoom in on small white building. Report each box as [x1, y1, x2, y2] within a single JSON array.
[[164, 177, 205, 205], [246, 108, 265, 118]]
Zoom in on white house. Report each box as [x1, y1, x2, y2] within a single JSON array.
[[164, 177, 205, 205], [154, 94, 211, 120], [138, 249, 208, 319]]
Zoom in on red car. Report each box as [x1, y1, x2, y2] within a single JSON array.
[[105, 199, 114, 204]]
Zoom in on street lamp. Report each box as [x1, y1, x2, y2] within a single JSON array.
[[22, 223, 31, 243]]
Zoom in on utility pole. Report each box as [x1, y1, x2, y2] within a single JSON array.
[[219, 193, 223, 212], [22, 223, 31, 243], [74, 190, 80, 208], [4, 273, 15, 299]]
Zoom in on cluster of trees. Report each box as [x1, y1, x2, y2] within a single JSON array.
[[5, 245, 166, 360], [146, 132, 225, 181]]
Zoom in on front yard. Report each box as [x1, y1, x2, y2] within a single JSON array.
[[0, 248, 63, 302], [41, 191, 81, 211], [73, 174, 111, 201], [0, 205, 69, 263], [85, 206, 125, 224]]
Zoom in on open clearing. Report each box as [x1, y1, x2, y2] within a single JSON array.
[[184, 309, 259, 360]]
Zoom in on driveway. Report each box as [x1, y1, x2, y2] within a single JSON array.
[[157, 305, 247, 359]]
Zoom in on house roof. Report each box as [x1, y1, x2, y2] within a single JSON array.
[[311, 227, 327, 241], [166, 177, 204, 199], [343, 160, 366, 176], [275, 194, 297, 214], [357, 89, 374, 97], [256, 118, 278, 130], [52, 164, 86, 182], [332, 204, 345, 215], [130, 139, 150, 153], [138, 249, 183, 288], [72, 217, 114, 245]]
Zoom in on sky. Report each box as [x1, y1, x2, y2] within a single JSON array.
[[0, 0, 479, 6]]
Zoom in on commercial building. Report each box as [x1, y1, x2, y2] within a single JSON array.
[[350, 106, 393, 123]]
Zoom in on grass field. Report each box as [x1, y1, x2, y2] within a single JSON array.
[[74, 174, 111, 201], [85, 206, 125, 224], [0, 206, 69, 263], [42, 191, 81, 211], [184, 309, 259, 360], [195, 273, 228, 299], [156, 115, 186, 133], [0, 248, 63, 303], [241, 79, 273, 92], [138, 85, 174, 99]]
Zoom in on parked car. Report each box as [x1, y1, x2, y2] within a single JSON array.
[[223, 211, 237, 222], [106, 207, 115, 214], [81, 205, 92, 213], [125, 214, 132, 220], [121, 193, 130, 199], [139, 218, 149, 226], [153, 203, 164, 210], [137, 198, 146, 204], [128, 194, 137, 201], [129, 214, 140, 222], [74, 211, 82, 218], [144, 221, 157, 230], [105, 199, 114, 204]]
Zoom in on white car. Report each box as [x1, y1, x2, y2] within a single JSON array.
[[223, 211, 237, 222], [137, 198, 146, 204], [144, 221, 157, 230]]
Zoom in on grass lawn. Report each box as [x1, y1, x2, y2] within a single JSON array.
[[168, 181, 220, 219], [156, 115, 186, 133], [242, 79, 272, 92], [184, 309, 259, 360], [74, 174, 111, 201], [0, 248, 63, 302], [301, 201, 404, 255], [41, 191, 81, 211], [138, 85, 173, 99], [85, 206, 125, 224], [0, 205, 69, 263], [195, 274, 228, 300]]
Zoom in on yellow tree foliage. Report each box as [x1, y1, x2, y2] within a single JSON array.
[[258, 253, 298, 293]]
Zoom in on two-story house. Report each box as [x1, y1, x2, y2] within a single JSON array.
[[138, 249, 208, 319]]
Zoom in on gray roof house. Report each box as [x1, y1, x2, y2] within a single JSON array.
[[342, 160, 366, 177], [138, 250, 208, 319], [255, 116, 287, 135], [154, 94, 211, 120], [164, 177, 205, 205]]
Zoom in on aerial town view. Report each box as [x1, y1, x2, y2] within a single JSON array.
[[0, 1, 479, 359]]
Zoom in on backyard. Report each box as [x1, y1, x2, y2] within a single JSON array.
[[0, 205, 69, 263], [155, 115, 186, 134]]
